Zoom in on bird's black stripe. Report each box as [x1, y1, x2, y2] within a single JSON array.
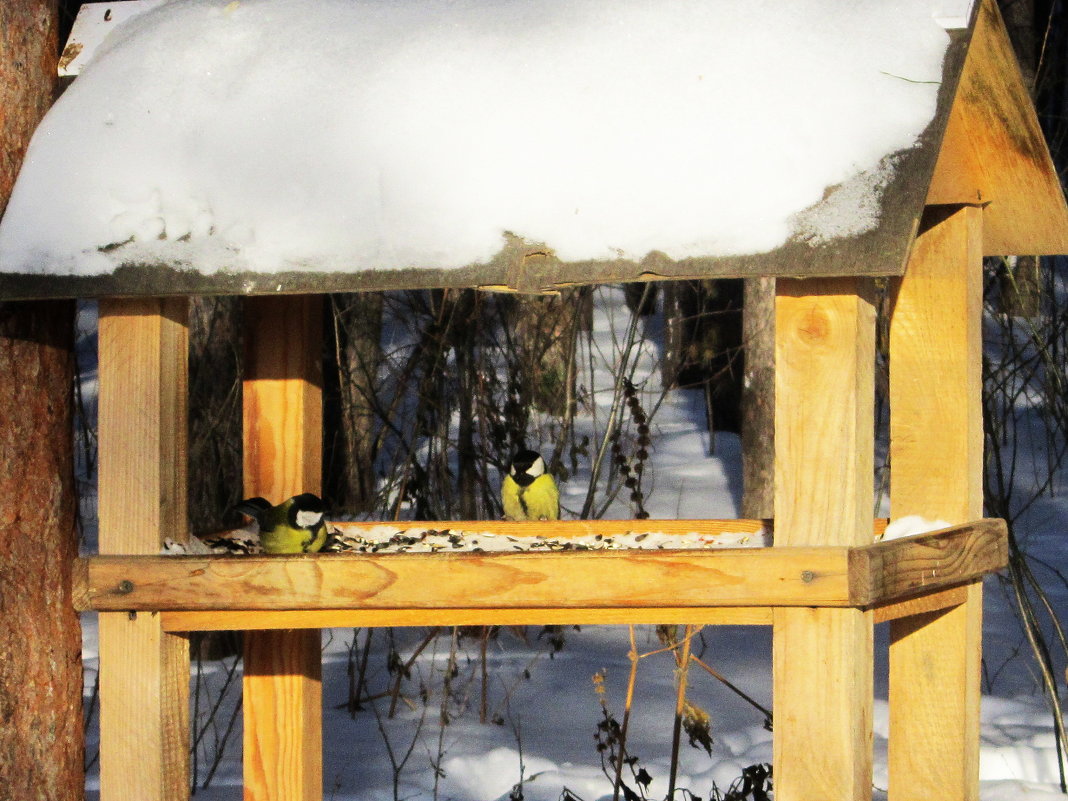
[[518, 486, 529, 518]]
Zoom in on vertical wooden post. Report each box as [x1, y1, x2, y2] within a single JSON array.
[[888, 205, 984, 801], [242, 295, 323, 801], [98, 298, 190, 801], [773, 278, 875, 801]]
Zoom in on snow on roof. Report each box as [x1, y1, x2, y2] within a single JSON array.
[[0, 0, 958, 280]]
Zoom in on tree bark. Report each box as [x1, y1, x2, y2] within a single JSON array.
[[1, 0, 57, 215], [0, 302, 82, 801], [1, 3, 84, 798]]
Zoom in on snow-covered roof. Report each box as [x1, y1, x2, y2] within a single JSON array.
[[0, 0, 1064, 299]]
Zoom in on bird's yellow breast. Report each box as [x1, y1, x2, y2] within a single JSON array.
[[502, 473, 559, 521]]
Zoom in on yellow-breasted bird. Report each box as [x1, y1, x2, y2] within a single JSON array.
[[233, 493, 327, 554], [501, 449, 559, 521]]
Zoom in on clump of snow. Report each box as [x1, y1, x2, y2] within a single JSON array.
[[791, 156, 898, 245], [0, 0, 953, 277], [881, 514, 952, 540]]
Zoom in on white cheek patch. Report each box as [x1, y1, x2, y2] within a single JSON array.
[[296, 510, 323, 528], [527, 456, 546, 478]]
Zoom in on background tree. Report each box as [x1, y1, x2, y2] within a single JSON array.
[[741, 277, 775, 519], [661, 279, 744, 439], [326, 291, 384, 516]]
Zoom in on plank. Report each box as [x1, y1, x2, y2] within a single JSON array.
[[849, 519, 1007, 605], [871, 585, 969, 625], [162, 607, 775, 632], [77, 547, 853, 611], [242, 295, 323, 801], [887, 204, 985, 801], [97, 298, 190, 801], [773, 277, 876, 801], [926, 0, 1068, 255], [76, 517, 1005, 615]]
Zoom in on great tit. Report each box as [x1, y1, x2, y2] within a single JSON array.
[[502, 449, 560, 521], [233, 493, 327, 554]]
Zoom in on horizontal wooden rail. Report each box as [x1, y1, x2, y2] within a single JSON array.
[[158, 586, 973, 632], [847, 518, 1006, 605], [161, 606, 778, 631], [76, 547, 852, 610], [73, 520, 1006, 629]]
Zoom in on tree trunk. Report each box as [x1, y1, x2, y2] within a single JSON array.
[[741, 277, 775, 519], [662, 279, 744, 435], [452, 290, 480, 518], [188, 295, 244, 534], [0, 1, 84, 799], [1, 0, 57, 214], [0, 302, 82, 801], [506, 290, 583, 419], [327, 292, 383, 515]]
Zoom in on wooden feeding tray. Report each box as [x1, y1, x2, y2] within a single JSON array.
[[74, 518, 1007, 630]]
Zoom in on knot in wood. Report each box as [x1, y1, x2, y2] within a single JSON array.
[[797, 308, 831, 345]]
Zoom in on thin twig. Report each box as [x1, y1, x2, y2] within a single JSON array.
[[612, 626, 642, 801], [389, 627, 440, 718], [667, 625, 695, 800], [690, 654, 773, 725]]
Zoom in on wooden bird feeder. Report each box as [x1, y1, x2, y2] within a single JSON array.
[[2, 1, 1066, 799]]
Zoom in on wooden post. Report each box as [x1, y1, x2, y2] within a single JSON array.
[[98, 298, 191, 801], [887, 205, 984, 801], [242, 295, 323, 801], [773, 278, 875, 801]]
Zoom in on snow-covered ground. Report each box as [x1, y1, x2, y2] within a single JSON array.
[[77, 287, 1068, 800]]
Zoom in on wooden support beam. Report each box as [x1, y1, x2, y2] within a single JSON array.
[[97, 298, 190, 801], [77, 547, 852, 611], [888, 204, 984, 801], [242, 295, 323, 801], [73, 519, 1005, 613], [159, 585, 975, 631], [848, 518, 1005, 604], [161, 607, 776, 631], [773, 278, 875, 801]]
